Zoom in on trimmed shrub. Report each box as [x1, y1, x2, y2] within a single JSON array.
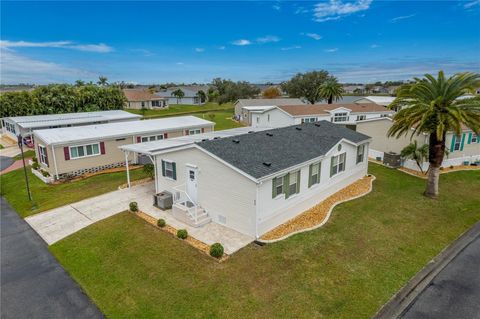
[[129, 201, 138, 212], [157, 219, 166, 228], [177, 229, 188, 239], [209, 243, 224, 258], [32, 162, 40, 170], [32, 156, 38, 163], [41, 170, 50, 177], [143, 163, 154, 179]]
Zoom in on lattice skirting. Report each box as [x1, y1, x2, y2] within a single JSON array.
[[57, 162, 126, 179]]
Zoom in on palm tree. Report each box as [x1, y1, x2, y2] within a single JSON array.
[[400, 141, 429, 173], [97, 76, 108, 86], [319, 77, 344, 104], [172, 89, 185, 104], [388, 71, 480, 198]]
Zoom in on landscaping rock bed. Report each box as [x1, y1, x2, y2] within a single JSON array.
[[260, 175, 375, 242]]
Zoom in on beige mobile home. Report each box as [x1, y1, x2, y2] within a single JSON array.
[[33, 116, 214, 180], [123, 89, 169, 109]]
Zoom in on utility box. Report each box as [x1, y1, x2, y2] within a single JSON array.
[[154, 191, 173, 210], [383, 152, 401, 168]]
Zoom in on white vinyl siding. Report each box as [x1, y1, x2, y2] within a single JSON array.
[[70, 143, 100, 159]]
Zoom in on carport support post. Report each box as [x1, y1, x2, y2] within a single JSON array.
[[148, 155, 158, 194], [125, 151, 131, 189]]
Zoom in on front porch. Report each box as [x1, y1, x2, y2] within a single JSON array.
[[132, 182, 254, 255]]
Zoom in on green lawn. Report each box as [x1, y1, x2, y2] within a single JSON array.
[[126, 102, 234, 119], [0, 167, 148, 218], [13, 149, 35, 160], [50, 164, 480, 318], [194, 111, 243, 131]]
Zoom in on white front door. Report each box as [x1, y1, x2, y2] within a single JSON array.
[[186, 166, 198, 203]]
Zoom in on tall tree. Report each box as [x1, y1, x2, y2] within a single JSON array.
[[388, 71, 480, 198], [262, 86, 282, 99], [400, 141, 429, 173], [172, 89, 185, 104], [197, 90, 207, 103], [319, 77, 344, 104], [97, 76, 109, 86], [281, 70, 330, 104]]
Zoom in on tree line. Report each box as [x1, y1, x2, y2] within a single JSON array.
[[0, 83, 126, 118]]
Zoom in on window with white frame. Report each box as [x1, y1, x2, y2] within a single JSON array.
[[309, 162, 321, 187], [162, 160, 176, 180], [288, 171, 300, 196], [356, 115, 366, 121], [333, 112, 348, 122], [141, 135, 164, 142], [356, 144, 365, 164], [472, 134, 478, 143], [5, 122, 16, 134], [70, 143, 100, 159], [330, 153, 346, 177], [303, 117, 317, 123], [188, 129, 201, 135], [453, 136, 461, 151], [38, 145, 48, 165], [272, 176, 284, 198]]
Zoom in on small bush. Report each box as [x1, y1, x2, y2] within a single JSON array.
[[32, 156, 38, 163], [143, 163, 155, 179], [209, 243, 224, 258], [177, 229, 188, 239], [450, 165, 454, 169], [157, 219, 166, 228], [32, 162, 40, 170], [41, 170, 50, 177], [129, 201, 138, 212], [439, 167, 444, 171]]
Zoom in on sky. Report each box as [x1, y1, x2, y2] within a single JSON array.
[[1, 0, 479, 84]]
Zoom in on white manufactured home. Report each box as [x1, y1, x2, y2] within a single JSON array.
[[234, 98, 305, 125], [33, 116, 214, 180], [121, 121, 371, 238], [2, 110, 141, 141]]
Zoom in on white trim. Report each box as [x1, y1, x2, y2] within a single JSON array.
[[38, 144, 48, 166], [51, 144, 59, 180], [69, 142, 101, 160]]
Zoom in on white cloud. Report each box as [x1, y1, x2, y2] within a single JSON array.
[[370, 44, 380, 48], [0, 40, 113, 53], [281, 45, 302, 51], [295, 6, 309, 14], [272, 4, 280, 11], [257, 35, 281, 43], [390, 14, 416, 23], [303, 33, 322, 40], [195, 48, 205, 52], [0, 48, 94, 84], [325, 48, 339, 52], [313, 0, 372, 22], [232, 39, 252, 46], [176, 62, 184, 65], [217, 46, 226, 50], [464, 0, 480, 8]]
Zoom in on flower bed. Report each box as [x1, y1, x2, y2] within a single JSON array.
[[260, 175, 375, 242]]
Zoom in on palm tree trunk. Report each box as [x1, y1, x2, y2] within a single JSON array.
[[424, 133, 446, 198], [328, 96, 333, 104]]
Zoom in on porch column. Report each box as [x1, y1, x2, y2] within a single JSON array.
[[125, 151, 131, 189], [148, 155, 158, 194]]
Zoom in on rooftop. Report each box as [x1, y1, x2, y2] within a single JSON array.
[[236, 98, 305, 107], [6, 110, 141, 129], [34, 116, 214, 145], [123, 89, 166, 101], [278, 103, 392, 116], [355, 96, 396, 106], [197, 121, 371, 180]]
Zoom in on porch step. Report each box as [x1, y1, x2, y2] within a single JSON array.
[[172, 203, 211, 227]]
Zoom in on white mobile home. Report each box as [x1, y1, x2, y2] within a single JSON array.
[[2, 110, 141, 141], [33, 116, 214, 180], [121, 121, 370, 238], [234, 98, 305, 125]]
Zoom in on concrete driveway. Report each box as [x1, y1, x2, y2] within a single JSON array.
[[26, 182, 155, 245], [1, 197, 104, 319]]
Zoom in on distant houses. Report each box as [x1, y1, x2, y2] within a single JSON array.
[[123, 89, 169, 109], [156, 85, 209, 105], [234, 98, 305, 125]]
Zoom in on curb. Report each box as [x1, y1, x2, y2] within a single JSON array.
[[373, 221, 480, 319], [258, 175, 376, 244]]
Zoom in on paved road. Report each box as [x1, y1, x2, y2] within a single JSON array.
[[401, 235, 480, 319], [0, 197, 104, 319], [0, 156, 14, 171]]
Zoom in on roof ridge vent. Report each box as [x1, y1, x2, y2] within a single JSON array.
[[266, 132, 273, 136], [296, 127, 302, 131], [314, 123, 321, 127], [263, 162, 272, 167], [232, 139, 240, 144]]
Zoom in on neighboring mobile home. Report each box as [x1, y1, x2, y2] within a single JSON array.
[[356, 117, 480, 170], [2, 110, 141, 141], [234, 98, 305, 125], [155, 86, 209, 105], [248, 103, 394, 129], [123, 89, 169, 109], [353, 96, 395, 106], [33, 116, 214, 180], [121, 121, 371, 238]]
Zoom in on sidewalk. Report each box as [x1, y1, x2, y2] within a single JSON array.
[[0, 159, 24, 175]]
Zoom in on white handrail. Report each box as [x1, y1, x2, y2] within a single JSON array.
[[172, 184, 198, 223]]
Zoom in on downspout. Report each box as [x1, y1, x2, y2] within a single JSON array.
[[51, 145, 59, 180], [255, 181, 260, 239], [125, 151, 131, 189]]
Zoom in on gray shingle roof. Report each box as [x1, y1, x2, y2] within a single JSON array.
[[196, 121, 370, 180]]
